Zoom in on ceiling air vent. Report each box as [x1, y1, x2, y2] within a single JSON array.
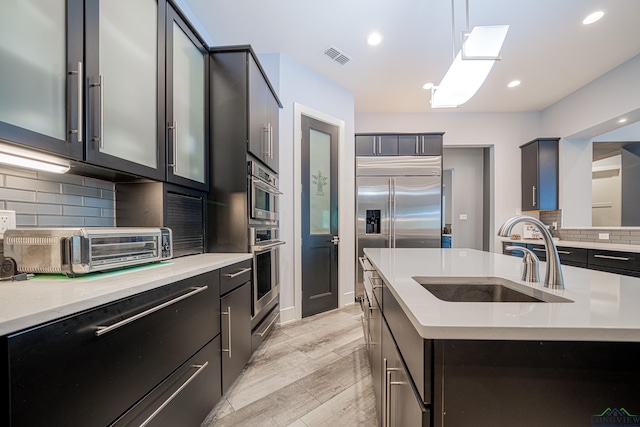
[[323, 46, 352, 66]]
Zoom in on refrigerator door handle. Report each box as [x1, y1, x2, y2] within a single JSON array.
[[388, 179, 393, 248], [392, 178, 397, 248]]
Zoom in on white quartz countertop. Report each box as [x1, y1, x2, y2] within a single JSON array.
[[364, 248, 640, 342], [0, 253, 252, 336], [499, 236, 640, 253]]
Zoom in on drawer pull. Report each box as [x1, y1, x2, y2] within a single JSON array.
[[358, 256, 376, 272], [255, 309, 279, 337], [138, 361, 209, 427], [224, 267, 252, 279], [557, 251, 572, 255], [532, 247, 545, 252], [95, 286, 208, 337], [594, 254, 631, 261]]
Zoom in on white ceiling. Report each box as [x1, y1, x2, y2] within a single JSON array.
[[179, 0, 640, 114]]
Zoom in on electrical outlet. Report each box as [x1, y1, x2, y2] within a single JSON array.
[[0, 210, 16, 237], [598, 233, 610, 240]]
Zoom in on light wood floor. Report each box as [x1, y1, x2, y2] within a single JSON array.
[[202, 304, 377, 426]]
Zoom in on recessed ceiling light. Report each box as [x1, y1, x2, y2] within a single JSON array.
[[422, 82, 434, 90], [618, 118, 628, 123], [367, 32, 383, 46], [583, 10, 605, 25], [507, 80, 521, 88]]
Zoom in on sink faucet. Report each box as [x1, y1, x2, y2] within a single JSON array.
[[498, 215, 565, 289], [505, 246, 540, 283]]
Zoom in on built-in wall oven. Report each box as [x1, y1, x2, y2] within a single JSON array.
[[249, 161, 279, 223], [250, 227, 284, 318]]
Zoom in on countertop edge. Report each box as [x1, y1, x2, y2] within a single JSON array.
[[0, 253, 253, 336]]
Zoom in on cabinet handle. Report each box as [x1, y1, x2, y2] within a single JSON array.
[[557, 250, 572, 255], [378, 137, 382, 155], [222, 306, 232, 358], [532, 247, 545, 252], [91, 75, 104, 149], [68, 61, 83, 143], [94, 286, 208, 337], [415, 136, 419, 154], [594, 254, 631, 261], [372, 138, 376, 155], [532, 185, 536, 207], [358, 256, 376, 272], [382, 358, 388, 427], [168, 121, 178, 172], [224, 267, 252, 278], [269, 123, 274, 160], [421, 136, 425, 154], [138, 361, 209, 427], [263, 126, 270, 157], [385, 365, 403, 427]]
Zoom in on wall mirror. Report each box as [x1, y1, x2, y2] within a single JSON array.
[[591, 121, 640, 226]]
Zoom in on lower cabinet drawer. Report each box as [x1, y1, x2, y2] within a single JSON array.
[[588, 249, 640, 272], [111, 336, 222, 427], [7, 272, 219, 427], [556, 246, 588, 265]]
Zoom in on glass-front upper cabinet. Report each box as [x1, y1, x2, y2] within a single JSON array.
[[166, 7, 208, 190], [0, 0, 84, 159], [84, 0, 165, 180]]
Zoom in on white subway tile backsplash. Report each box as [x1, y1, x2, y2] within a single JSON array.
[[5, 176, 61, 193], [0, 188, 36, 203], [6, 202, 62, 215], [61, 183, 101, 198], [63, 205, 102, 217]]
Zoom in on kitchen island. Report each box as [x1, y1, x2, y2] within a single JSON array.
[[362, 247, 640, 427]]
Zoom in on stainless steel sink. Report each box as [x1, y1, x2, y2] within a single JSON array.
[[412, 276, 573, 303]]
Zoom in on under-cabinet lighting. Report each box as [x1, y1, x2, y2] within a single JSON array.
[[0, 142, 70, 174], [431, 25, 509, 108]]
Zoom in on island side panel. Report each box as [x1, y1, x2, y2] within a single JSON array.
[[433, 339, 640, 427]]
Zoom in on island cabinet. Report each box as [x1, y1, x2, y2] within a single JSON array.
[[365, 261, 640, 427], [210, 46, 282, 174], [520, 138, 559, 211], [219, 260, 253, 394], [2, 271, 222, 427]]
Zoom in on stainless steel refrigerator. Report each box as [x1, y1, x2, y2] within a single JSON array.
[[356, 156, 442, 298]]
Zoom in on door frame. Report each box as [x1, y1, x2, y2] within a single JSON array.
[[294, 103, 347, 321]]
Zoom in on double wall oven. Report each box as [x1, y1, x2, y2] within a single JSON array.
[[248, 162, 284, 346]]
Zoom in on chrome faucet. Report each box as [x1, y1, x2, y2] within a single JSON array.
[[498, 215, 565, 289], [506, 246, 540, 283]]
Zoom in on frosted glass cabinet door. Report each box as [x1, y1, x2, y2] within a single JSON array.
[[0, 0, 84, 159], [84, 0, 164, 179], [167, 9, 207, 189]]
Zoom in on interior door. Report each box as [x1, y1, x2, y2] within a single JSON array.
[[301, 115, 339, 318]]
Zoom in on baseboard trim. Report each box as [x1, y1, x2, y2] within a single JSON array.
[[278, 305, 297, 325]]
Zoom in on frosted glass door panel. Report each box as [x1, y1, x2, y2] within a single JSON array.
[[309, 128, 331, 235], [172, 23, 205, 183], [0, 0, 66, 140], [99, 0, 157, 169]]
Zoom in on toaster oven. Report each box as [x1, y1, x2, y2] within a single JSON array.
[[3, 227, 172, 277]]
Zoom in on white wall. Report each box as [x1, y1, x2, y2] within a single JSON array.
[[259, 53, 355, 322], [355, 112, 540, 251], [540, 54, 640, 226]]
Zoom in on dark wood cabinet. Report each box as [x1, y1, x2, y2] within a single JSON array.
[[211, 46, 282, 174], [165, 6, 209, 190], [0, 0, 84, 159], [520, 138, 559, 211], [356, 135, 399, 156], [398, 134, 442, 156], [84, 0, 166, 180], [111, 336, 222, 427], [220, 281, 252, 393], [4, 271, 220, 427], [356, 133, 443, 157]]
